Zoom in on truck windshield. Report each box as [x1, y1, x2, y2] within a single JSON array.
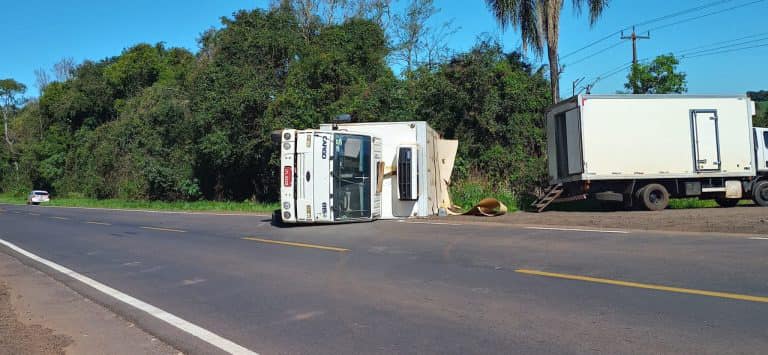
[[333, 134, 371, 221]]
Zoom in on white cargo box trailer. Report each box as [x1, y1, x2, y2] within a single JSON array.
[[538, 95, 768, 211], [278, 121, 458, 223]]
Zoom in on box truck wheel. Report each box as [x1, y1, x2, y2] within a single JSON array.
[[271, 209, 284, 226], [715, 198, 739, 207], [637, 184, 669, 211], [753, 181, 768, 207]]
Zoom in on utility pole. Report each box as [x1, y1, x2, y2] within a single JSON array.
[[620, 26, 650, 65], [621, 26, 650, 94]]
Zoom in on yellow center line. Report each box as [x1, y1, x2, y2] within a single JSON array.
[[86, 221, 112, 226], [242, 237, 349, 252], [50, 216, 69, 220], [516, 269, 768, 304], [141, 226, 187, 233]]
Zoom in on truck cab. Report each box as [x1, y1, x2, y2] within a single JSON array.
[[279, 129, 383, 223]]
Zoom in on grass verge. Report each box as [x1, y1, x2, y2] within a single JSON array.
[[450, 181, 519, 212], [0, 193, 277, 213]]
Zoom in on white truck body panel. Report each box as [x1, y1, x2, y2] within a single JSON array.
[[547, 95, 757, 184], [320, 121, 456, 219]]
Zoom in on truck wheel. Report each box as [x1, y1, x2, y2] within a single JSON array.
[[271, 209, 284, 226], [637, 184, 669, 211], [715, 198, 739, 207], [753, 181, 768, 207]]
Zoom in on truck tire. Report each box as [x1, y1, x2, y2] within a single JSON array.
[[271, 209, 284, 226], [637, 184, 669, 211], [715, 198, 739, 207], [753, 180, 768, 207]]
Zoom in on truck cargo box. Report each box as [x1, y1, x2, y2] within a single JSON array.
[[319, 121, 458, 219], [546, 95, 757, 184]]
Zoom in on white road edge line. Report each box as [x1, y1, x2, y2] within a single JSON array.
[[525, 226, 630, 234], [748, 237, 768, 240], [0, 238, 258, 355]]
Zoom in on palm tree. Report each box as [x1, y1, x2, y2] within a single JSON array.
[[485, 0, 609, 103]]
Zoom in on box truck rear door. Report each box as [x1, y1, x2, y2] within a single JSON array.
[[692, 110, 721, 171], [756, 128, 768, 172]]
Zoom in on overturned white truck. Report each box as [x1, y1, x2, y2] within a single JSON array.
[[277, 121, 458, 223], [535, 94, 768, 211]]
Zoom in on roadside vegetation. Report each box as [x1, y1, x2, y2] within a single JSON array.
[[0, 192, 276, 213], [748, 91, 768, 127]]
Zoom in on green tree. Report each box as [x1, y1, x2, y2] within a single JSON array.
[[485, 0, 609, 103], [747, 91, 768, 127], [190, 7, 304, 200], [0, 78, 27, 154], [625, 54, 687, 94], [411, 39, 551, 194], [39, 61, 116, 131]]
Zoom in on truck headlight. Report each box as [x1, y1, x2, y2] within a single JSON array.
[[283, 212, 291, 220], [283, 202, 291, 210], [283, 132, 291, 140], [283, 142, 292, 150]]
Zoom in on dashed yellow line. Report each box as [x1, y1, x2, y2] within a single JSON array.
[[242, 237, 349, 252], [141, 226, 187, 233], [516, 269, 768, 304], [86, 221, 111, 226]]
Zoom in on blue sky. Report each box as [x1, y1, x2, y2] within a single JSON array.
[[2, 0, 766, 97]]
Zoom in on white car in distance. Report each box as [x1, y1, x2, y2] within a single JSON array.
[[27, 190, 50, 205]]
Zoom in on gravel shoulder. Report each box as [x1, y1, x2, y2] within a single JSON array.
[[447, 205, 768, 235], [0, 251, 178, 355]]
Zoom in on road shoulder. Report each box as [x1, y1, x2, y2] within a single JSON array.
[[439, 206, 768, 235], [0, 250, 178, 355]]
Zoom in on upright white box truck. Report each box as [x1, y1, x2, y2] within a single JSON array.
[[537, 94, 768, 211], [277, 121, 458, 224]]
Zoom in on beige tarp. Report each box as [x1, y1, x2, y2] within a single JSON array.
[[448, 198, 508, 217]]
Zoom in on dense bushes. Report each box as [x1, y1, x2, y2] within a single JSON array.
[[0, 6, 550, 203]]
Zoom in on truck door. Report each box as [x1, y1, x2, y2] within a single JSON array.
[[756, 128, 768, 173], [554, 109, 583, 178], [691, 110, 721, 171]]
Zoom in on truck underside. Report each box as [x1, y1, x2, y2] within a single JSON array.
[[551, 176, 768, 211]]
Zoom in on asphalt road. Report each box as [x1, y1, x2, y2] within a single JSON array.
[[1, 203, 767, 354]]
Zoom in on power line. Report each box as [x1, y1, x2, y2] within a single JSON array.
[[564, 40, 625, 67], [643, 0, 767, 33], [674, 31, 768, 54], [560, 0, 738, 60], [561, 31, 625, 60], [633, 0, 738, 27], [677, 36, 768, 56], [680, 42, 768, 59], [585, 41, 768, 91], [572, 0, 768, 92]]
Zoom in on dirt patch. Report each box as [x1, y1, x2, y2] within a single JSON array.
[[449, 205, 768, 235], [0, 281, 73, 355]]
